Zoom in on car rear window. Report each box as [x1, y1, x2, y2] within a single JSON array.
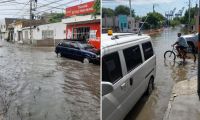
[[123, 45, 143, 72], [142, 42, 154, 60], [102, 52, 122, 84]]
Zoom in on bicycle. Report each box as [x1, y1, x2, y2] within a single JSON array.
[[164, 45, 196, 62]]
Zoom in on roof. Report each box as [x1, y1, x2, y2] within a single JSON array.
[[102, 33, 150, 49], [5, 18, 27, 27], [16, 19, 47, 27]]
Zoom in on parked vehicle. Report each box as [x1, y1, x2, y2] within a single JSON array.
[[182, 33, 198, 53], [102, 32, 156, 120], [55, 40, 100, 64]]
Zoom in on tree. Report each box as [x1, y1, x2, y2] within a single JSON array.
[[170, 19, 180, 27], [142, 12, 164, 29], [180, 7, 198, 25], [114, 5, 135, 17], [102, 8, 114, 18], [93, 0, 100, 17], [49, 13, 64, 23]]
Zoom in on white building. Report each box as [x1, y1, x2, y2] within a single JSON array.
[[21, 22, 66, 46], [0, 18, 26, 41]]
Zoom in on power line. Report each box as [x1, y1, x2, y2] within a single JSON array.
[[35, 0, 78, 15], [36, 0, 66, 9], [0, 0, 16, 4]]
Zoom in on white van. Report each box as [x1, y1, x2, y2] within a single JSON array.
[[102, 32, 156, 120]]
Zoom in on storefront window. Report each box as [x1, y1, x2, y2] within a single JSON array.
[[73, 27, 90, 41], [90, 30, 97, 39]]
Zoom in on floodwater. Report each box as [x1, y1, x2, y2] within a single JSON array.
[[0, 41, 100, 120], [125, 27, 197, 120]]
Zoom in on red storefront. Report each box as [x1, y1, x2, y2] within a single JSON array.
[[62, 1, 100, 50]]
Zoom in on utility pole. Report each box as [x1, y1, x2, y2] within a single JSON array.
[[129, 0, 132, 32], [30, 0, 33, 44], [153, 4, 155, 13], [188, 0, 191, 31], [198, 0, 200, 94]]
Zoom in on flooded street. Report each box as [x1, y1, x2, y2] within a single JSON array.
[[125, 27, 197, 120], [0, 41, 100, 120]]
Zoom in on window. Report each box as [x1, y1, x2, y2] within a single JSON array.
[[73, 27, 90, 41], [42, 30, 54, 39], [102, 52, 122, 84], [123, 45, 142, 72], [70, 42, 79, 48], [124, 23, 126, 27], [142, 42, 154, 60]]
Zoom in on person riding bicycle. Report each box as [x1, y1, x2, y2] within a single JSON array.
[[172, 33, 188, 60]]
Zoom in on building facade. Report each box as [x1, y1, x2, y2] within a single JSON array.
[[0, 18, 23, 40], [102, 15, 140, 33], [21, 22, 66, 46], [62, 1, 100, 49]]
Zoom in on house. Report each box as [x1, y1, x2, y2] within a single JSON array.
[[21, 22, 66, 46], [13, 19, 46, 42], [0, 18, 25, 41]]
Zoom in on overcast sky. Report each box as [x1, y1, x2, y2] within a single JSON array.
[[0, 0, 199, 19], [0, 0, 92, 19], [102, 0, 199, 17]]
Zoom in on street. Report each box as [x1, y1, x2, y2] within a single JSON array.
[[0, 41, 100, 120], [125, 27, 198, 120]]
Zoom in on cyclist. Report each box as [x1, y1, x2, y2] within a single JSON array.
[[172, 33, 188, 61]]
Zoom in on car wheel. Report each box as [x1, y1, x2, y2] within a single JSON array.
[[60, 53, 64, 57], [83, 58, 90, 64], [146, 78, 154, 96], [187, 42, 195, 53]]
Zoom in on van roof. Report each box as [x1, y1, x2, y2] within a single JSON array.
[[102, 33, 151, 49]]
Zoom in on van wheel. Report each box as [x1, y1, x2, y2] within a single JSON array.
[[83, 58, 90, 64], [146, 78, 154, 95]]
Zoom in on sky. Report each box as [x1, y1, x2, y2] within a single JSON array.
[[0, 0, 92, 19], [102, 0, 199, 17], [0, 0, 199, 19]]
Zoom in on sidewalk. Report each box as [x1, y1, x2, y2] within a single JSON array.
[[164, 76, 200, 120]]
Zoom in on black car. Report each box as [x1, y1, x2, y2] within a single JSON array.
[[55, 40, 100, 64]]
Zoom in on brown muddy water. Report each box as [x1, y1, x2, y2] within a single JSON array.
[[125, 27, 197, 120], [0, 41, 100, 120]]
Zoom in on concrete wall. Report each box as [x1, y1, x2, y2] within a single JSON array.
[[32, 22, 66, 40], [0, 19, 6, 40], [0, 19, 6, 32]]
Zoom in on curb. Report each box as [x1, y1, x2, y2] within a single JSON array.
[[163, 76, 197, 120]]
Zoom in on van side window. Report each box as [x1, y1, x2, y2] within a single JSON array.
[[123, 45, 142, 72], [102, 52, 122, 84], [142, 42, 154, 60]]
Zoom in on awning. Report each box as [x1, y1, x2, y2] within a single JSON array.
[[62, 15, 100, 24]]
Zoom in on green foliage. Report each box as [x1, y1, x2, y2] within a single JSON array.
[[93, 0, 100, 17], [102, 8, 114, 17], [142, 12, 164, 29], [49, 13, 64, 23], [114, 5, 135, 17], [180, 7, 198, 25], [170, 19, 180, 27]]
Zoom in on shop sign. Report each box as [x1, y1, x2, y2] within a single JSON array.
[[66, 1, 95, 17]]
